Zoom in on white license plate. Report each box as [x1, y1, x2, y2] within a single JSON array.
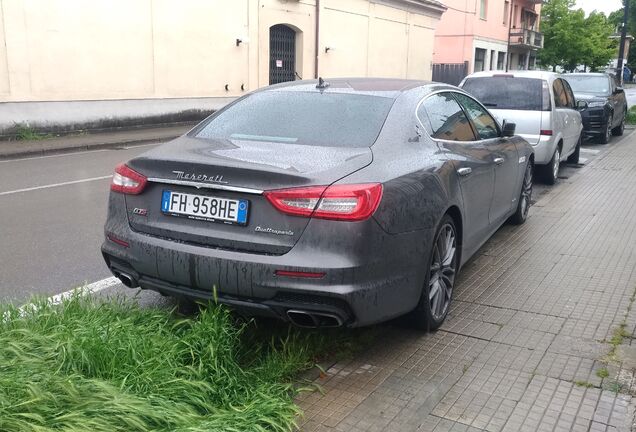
[[161, 190, 249, 225]]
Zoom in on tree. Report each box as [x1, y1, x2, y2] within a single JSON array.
[[539, 0, 617, 72], [582, 12, 618, 71]]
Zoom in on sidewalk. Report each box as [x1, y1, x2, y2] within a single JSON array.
[[0, 124, 193, 159], [297, 132, 636, 431]]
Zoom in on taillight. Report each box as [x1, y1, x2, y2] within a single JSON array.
[[111, 163, 147, 194], [264, 183, 383, 221], [540, 130, 553, 136]]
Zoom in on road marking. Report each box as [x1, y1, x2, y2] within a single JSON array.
[[47, 276, 121, 306], [0, 142, 161, 163], [0, 175, 112, 196], [581, 148, 601, 154]]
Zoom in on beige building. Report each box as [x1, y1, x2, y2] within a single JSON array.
[[0, 0, 445, 135]]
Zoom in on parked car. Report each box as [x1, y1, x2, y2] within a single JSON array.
[[460, 71, 584, 184], [563, 73, 627, 144], [102, 78, 534, 330]]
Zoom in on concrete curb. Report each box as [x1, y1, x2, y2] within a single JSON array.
[[0, 124, 192, 160]]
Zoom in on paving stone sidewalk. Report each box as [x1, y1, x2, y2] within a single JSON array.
[[297, 131, 636, 432]]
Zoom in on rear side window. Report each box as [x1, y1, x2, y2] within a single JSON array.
[[462, 76, 550, 111], [553, 79, 569, 108], [417, 93, 476, 141], [195, 91, 394, 147]]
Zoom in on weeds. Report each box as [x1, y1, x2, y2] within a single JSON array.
[[596, 368, 609, 379], [574, 380, 595, 388], [626, 106, 636, 125], [13, 123, 51, 141], [0, 295, 377, 431]]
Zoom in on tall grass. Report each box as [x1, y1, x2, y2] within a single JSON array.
[[0, 295, 375, 431]]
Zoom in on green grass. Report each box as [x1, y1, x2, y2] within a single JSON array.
[[0, 295, 377, 432], [12, 124, 52, 141], [596, 368, 609, 379], [574, 380, 595, 388], [626, 106, 636, 125]]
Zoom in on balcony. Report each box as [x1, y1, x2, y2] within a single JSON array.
[[509, 29, 544, 49]]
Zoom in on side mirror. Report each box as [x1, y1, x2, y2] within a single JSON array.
[[502, 121, 516, 137], [615, 87, 624, 94], [576, 100, 588, 110]]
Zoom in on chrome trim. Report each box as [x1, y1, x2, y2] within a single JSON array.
[[147, 178, 263, 195]]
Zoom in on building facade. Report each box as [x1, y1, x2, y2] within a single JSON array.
[[0, 0, 445, 135], [433, 0, 542, 82]]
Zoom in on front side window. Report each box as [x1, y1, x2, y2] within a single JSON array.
[[417, 93, 476, 142], [453, 93, 500, 140]]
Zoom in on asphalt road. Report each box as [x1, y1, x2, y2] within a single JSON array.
[[0, 135, 621, 304]]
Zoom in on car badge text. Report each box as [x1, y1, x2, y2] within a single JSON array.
[[172, 170, 228, 184]]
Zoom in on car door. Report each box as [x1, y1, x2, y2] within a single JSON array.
[[417, 92, 495, 255], [562, 78, 582, 145], [553, 78, 577, 155], [452, 92, 519, 225], [609, 75, 627, 126]]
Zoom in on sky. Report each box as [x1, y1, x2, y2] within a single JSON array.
[[576, 0, 623, 16]]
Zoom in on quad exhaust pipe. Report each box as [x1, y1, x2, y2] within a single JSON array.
[[113, 271, 139, 288], [286, 309, 343, 328]]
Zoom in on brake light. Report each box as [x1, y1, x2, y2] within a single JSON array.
[[111, 164, 147, 194], [540, 130, 553, 136], [264, 183, 383, 221]]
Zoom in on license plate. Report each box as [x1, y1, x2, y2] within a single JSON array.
[[161, 190, 249, 225]]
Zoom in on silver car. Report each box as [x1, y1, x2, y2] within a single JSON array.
[[460, 71, 584, 184]]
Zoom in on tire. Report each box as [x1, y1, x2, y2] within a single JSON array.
[[539, 146, 560, 185], [567, 134, 581, 164], [599, 114, 612, 144], [612, 111, 625, 136], [510, 162, 533, 225], [409, 215, 458, 331]]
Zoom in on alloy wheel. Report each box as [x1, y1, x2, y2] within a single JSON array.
[[552, 148, 560, 180], [520, 163, 533, 219], [428, 223, 457, 321]]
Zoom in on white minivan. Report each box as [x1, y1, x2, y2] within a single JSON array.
[[460, 71, 584, 184]]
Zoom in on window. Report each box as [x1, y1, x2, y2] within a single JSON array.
[[517, 54, 526, 70], [480, 0, 487, 19], [195, 91, 394, 147], [461, 77, 551, 111], [490, 50, 496, 70], [453, 93, 500, 140], [553, 79, 569, 108], [561, 80, 576, 108], [513, 5, 518, 28], [503, 1, 509, 26], [564, 75, 611, 96], [417, 93, 476, 141], [497, 52, 506, 70], [474, 48, 486, 72]]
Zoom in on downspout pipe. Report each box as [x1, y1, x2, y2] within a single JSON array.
[[505, 0, 514, 72], [315, 0, 320, 79]]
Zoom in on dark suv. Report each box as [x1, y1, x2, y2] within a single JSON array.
[[564, 73, 627, 144]]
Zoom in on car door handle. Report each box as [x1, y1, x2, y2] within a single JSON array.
[[457, 167, 472, 177], [494, 157, 505, 165]]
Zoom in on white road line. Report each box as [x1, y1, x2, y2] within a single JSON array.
[[0, 142, 161, 163], [581, 148, 601, 154], [0, 175, 112, 196], [47, 276, 121, 305]]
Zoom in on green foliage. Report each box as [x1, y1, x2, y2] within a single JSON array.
[[626, 105, 636, 124], [539, 0, 618, 71], [596, 367, 610, 378], [0, 295, 377, 432], [13, 123, 52, 141]]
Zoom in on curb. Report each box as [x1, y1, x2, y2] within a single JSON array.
[[0, 134, 182, 160]]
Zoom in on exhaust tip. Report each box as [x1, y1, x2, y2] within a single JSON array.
[[116, 272, 138, 288], [286, 309, 343, 328]]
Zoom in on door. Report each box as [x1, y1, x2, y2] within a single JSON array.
[[417, 92, 495, 254], [453, 92, 519, 224], [269, 25, 296, 85], [562, 79, 582, 144], [553, 78, 577, 155], [609, 75, 627, 127]]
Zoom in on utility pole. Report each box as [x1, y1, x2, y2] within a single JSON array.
[[617, 0, 630, 85]]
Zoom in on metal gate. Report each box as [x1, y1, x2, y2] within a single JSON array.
[[269, 25, 296, 85], [432, 62, 469, 86]]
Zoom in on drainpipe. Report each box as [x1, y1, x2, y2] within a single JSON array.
[[314, 0, 320, 79], [505, 0, 514, 72]]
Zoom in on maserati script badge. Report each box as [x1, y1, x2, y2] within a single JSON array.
[[172, 170, 228, 184]]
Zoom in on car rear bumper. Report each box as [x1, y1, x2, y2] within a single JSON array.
[[523, 135, 556, 165], [102, 195, 432, 327]]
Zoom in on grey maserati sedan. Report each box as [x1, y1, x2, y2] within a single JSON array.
[[102, 78, 534, 330]]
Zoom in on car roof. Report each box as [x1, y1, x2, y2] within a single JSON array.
[[465, 70, 558, 80], [565, 72, 610, 77], [262, 78, 458, 98]]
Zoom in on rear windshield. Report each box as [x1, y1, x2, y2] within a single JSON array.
[[195, 91, 394, 147], [461, 77, 550, 111], [564, 75, 611, 96]]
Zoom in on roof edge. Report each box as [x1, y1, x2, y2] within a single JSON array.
[[370, 0, 447, 17]]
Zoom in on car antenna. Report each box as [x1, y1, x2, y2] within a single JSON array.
[[316, 77, 330, 89]]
